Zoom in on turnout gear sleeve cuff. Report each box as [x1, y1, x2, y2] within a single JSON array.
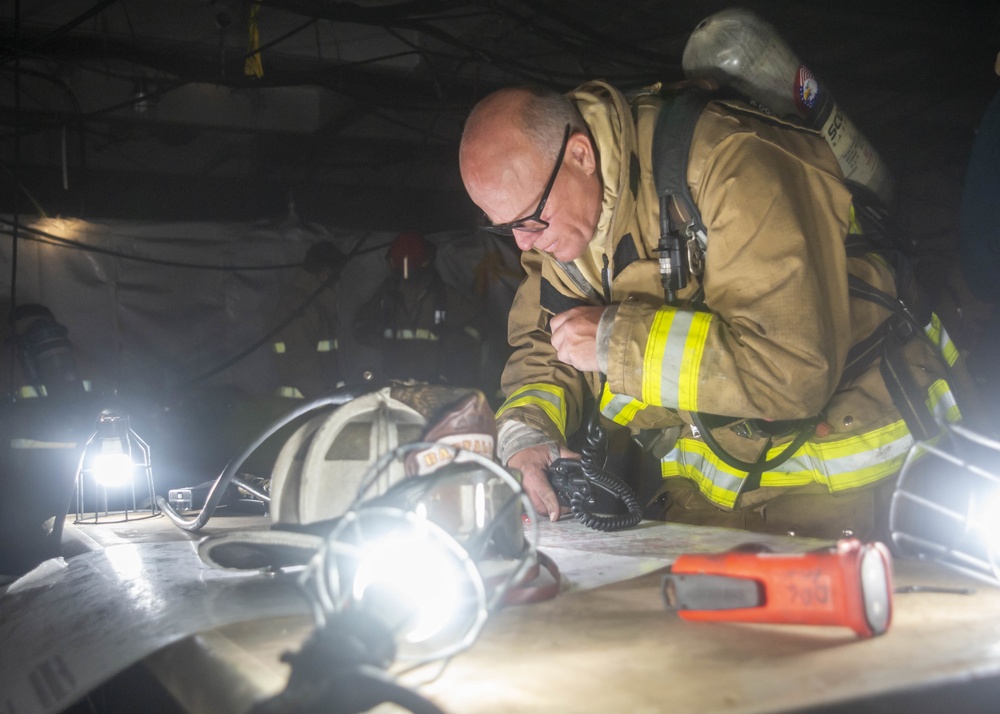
[[606, 301, 711, 411], [496, 420, 559, 467], [596, 304, 618, 375]]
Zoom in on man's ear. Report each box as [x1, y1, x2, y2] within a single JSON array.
[[567, 132, 598, 175]]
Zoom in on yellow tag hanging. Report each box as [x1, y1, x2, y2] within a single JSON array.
[[245, 1, 264, 78]]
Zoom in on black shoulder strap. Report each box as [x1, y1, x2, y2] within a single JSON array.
[[651, 87, 713, 243]]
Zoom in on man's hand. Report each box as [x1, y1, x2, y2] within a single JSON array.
[[549, 306, 605, 372], [507, 443, 580, 522]]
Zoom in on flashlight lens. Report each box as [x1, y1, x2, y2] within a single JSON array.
[[860, 546, 891, 635]]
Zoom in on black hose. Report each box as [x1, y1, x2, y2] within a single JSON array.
[[231, 474, 271, 503], [157, 385, 369, 531], [690, 411, 817, 475], [336, 667, 449, 714], [248, 609, 449, 714], [251, 665, 450, 714]]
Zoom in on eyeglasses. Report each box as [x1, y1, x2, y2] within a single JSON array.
[[480, 124, 571, 237]]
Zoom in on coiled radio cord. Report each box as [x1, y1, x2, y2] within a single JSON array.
[[547, 407, 642, 532]]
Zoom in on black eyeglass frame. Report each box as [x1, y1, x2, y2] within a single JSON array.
[[480, 124, 572, 237]]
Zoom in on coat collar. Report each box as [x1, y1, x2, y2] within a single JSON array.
[[563, 80, 644, 292]]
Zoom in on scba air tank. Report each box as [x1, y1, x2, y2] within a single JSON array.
[[682, 7, 895, 208]]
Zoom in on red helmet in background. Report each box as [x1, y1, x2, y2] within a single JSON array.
[[388, 231, 433, 277]]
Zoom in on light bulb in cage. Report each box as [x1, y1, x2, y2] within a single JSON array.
[[352, 524, 464, 644], [890, 422, 1000, 584], [92, 453, 133, 487], [319, 506, 490, 661], [75, 409, 158, 524], [968, 484, 1000, 558], [92, 436, 134, 487], [284, 440, 538, 663], [88, 411, 141, 488]]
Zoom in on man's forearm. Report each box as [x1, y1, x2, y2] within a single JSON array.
[[496, 419, 559, 466]]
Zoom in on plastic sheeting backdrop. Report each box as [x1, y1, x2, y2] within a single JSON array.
[[0, 215, 521, 407]]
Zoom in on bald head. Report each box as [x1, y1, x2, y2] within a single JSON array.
[[459, 86, 603, 261], [462, 86, 580, 154], [460, 88, 563, 214]]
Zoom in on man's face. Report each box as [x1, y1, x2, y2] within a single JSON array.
[[463, 132, 602, 263]]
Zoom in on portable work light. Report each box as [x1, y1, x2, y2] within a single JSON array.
[[889, 422, 1000, 585], [314, 506, 489, 658], [75, 409, 158, 524], [194, 389, 551, 714], [300, 442, 537, 663]]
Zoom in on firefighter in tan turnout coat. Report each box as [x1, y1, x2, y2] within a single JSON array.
[[458, 80, 962, 539]]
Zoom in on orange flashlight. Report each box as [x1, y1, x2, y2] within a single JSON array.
[[661, 538, 893, 638]]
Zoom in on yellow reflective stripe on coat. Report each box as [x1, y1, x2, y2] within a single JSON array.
[[276, 386, 305, 399], [848, 204, 863, 236], [383, 328, 439, 341], [660, 419, 916, 509], [599, 382, 649, 426], [924, 313, 959, 367], [927, 378, 961, 423], [641, 307, 712, 411], [496, 383, 568, 439]]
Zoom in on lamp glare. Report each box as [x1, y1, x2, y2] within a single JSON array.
[[93, 453, 134, 487], [352, 532, 461, 644]]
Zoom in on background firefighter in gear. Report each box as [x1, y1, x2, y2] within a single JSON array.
[[270, 241, 347, 400], [459, 84, 967, 541], [352, 232, 485, 388]]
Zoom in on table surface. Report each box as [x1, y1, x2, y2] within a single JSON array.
[[67, 514, 998, 714], [2, 510, 994, 714]]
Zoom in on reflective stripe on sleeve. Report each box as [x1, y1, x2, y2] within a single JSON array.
[[496, 384, 568, 440], [599, 383, 649, 426], [927, 378, 961, 423], [641, 307, 712, 410], [924, 313, 959, 367]]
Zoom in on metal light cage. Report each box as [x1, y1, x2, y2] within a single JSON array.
[[296, 441, 539, 666], [889, 422, 1000, 586], [74, 410, 159, 524]]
